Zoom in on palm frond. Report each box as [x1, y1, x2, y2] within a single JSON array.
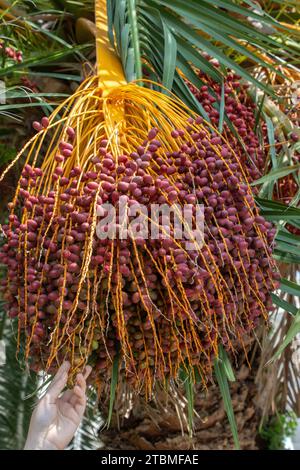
[[0, 313, 39, 449], [107, 0, 299, 104], [0, 0, 92, 82], [256, 288, 300, 420], [214, 351, 240, 450]]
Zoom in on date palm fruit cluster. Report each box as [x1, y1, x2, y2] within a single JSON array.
[[189, 66, 300, 236], [188, 69, 267, 183], [0, 41, 22, 63], [0, 72, 279, 397]]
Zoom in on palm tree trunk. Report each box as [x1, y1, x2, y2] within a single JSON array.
[[99, 342, 264, 450]]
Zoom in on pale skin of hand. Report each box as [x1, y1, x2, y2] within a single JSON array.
[[24, 361, 92, 450]]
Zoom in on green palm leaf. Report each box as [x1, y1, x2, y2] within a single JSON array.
[[0, 315, 39, 450], [107, 0, 298, 101]]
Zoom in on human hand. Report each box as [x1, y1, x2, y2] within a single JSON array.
[[24, 361, 92, 450]]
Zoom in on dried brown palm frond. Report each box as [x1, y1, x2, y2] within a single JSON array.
[[99, 338, 264, 450], [256, 265, 300, 421]]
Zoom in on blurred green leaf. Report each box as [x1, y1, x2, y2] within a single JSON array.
[[271, 294, 299, 316], [214, 350, 240, 450], [218, 345, 235, 382], [252, 165, 300, 186], [106, 354, 119, 428], [0, 144, 16, 166], [270, 309, 300, 362], [161, 22, 177, 92]]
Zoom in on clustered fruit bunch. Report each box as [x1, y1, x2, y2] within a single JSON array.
[[188, 70, 267, 182], [0, 41, 23, 63], [0, 78, 279, 396], [189, 66, 300, 235]]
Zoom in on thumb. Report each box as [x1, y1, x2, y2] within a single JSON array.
[[47, 362, 70, 403]]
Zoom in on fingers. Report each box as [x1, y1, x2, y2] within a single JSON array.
[[69, 366, 91, 405], [73, 382, 87, 417], [47, 361, 70, 402], [75, 366, 92, 397], [62, 365, 92, 406], [76, 372, 85, 388], [72, 366, 91, 396], [83, 365, 92, 381], [74, 384, 85, 402], [66, 380, 86, 408], [75, 373, 87, 399], [54, 361, 71, 380]]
